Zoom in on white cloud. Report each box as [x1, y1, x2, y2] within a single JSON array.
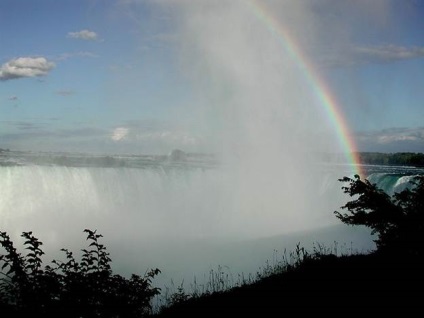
[[67, 29, 99, 41], [108, 121, 202, 151], [111, 127, 129, 141], [110, 127, 198, 144], [0, 57, 55, 81]]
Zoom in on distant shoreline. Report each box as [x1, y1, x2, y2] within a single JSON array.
[[2, 148, 424, 167], [356, 152, 424, 167]]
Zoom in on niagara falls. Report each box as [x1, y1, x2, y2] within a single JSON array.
[[1, 149, 423, 289], [1, 0, 424, 316]]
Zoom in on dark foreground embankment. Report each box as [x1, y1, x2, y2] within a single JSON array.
[[157, 252, 423, 317]]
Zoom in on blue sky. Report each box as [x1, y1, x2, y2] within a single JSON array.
[[1, 0, 424, 154]]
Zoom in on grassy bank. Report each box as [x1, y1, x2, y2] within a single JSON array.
[[156, 251, 423, 317]]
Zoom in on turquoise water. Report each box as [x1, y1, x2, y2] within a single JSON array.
[[362, 164, 424, 194]]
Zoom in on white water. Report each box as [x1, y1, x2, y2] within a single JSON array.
[[0, 164, 353, 239]]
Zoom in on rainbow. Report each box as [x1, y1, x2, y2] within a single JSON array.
[[246, 0, 364, 177]]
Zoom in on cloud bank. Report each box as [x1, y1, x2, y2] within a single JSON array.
[[0, 57, 55, 81], [357, 127, 424, 152]]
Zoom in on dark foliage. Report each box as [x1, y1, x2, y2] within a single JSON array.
[[335, 175, 424, 256], [0, 229, 160, 318]]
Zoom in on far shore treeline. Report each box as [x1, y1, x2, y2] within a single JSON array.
[[356, 152, 424, 167]]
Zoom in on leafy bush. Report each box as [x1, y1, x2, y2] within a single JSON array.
[[0, 229, 160, 318], [335, 175, 424, 256]]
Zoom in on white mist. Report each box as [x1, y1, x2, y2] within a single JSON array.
[[0, 1, 376, 289]]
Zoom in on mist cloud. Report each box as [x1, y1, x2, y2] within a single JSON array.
[[0, 57, 55, 81]]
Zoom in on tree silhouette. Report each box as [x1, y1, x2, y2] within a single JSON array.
[[0, 229, 160, 317], [335, 175, 424, 256]]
